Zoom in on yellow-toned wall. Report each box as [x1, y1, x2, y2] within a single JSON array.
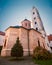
[[1, 27, 47, 56], [29, 29, 45, 54], [19, 28, 29, 56], [1, 28, 19, 56]]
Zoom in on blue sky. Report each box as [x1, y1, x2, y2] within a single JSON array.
[[0, 0, 52, 35]]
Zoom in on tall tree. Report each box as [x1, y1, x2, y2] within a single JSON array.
[[11, 37, 23, 57]]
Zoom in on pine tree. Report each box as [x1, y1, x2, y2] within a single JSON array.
[[11, 37, 23, 57]]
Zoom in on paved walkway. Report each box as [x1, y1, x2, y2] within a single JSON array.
[[0, 56, 38, 65]]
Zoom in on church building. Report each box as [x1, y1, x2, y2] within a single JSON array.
[[1, 7, 51, 56]]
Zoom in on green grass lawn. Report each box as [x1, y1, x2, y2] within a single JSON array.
[[33, 59, 52, 65]]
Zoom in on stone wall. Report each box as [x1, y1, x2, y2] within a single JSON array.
[[1, 28, 19, 56], [29, 29, 45, 54], [19, 28, 29, 56], [1, 27, 46, 56]]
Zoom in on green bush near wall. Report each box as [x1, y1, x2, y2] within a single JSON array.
[[33, 46, 52, 60]]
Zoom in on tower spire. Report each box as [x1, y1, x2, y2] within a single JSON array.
[[31, 6, 46, 37]]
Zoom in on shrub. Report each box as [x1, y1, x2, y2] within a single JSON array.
[[33, 46, 51, 60], [11, 37, 23, 57], [0, 46, 2, 55]]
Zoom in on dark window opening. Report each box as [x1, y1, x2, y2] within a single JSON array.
[[25, 23, 27, 26], [50, 47, 52, 50], [35, 22, 37, 24], [4, 39, 7, 47], [38, 40, 40, 47], [36, 28, 38, 31], [33, 12, 35, 14], [34, 17, 36, 19]]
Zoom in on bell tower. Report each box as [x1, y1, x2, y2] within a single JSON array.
[[31, 6, 51, 51], [31, 6, 46, 37]]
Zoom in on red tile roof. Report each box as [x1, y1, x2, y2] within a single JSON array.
[[48, 34, 52, 41], [0, 31, 5, 36]]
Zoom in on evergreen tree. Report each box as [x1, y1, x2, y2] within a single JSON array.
[[11, 37, 23, 57]]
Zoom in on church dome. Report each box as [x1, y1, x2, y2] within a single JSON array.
[[23, 19, 31, 22], [21, 19, 31, 29]]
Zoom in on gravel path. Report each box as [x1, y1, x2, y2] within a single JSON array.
[[0, 56, 38, 65]]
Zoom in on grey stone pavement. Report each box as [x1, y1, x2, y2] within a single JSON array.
[[0, 56, 38, 65]]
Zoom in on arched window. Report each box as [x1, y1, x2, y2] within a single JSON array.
[[38, 40, 40, 47], [35, 22, 37, 24], [33, 12, 35, 14], [25, 23, 27, 26], [36, 28, 38, 31], [4, 39, 7, 47], [50, 47, 52, 50]]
